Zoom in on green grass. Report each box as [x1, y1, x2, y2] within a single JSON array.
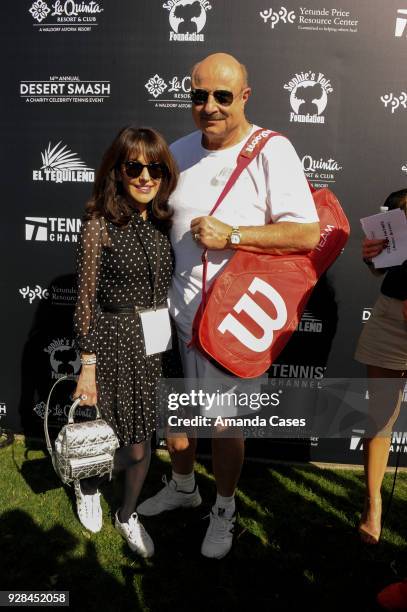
[[1, 439, 407, 611]]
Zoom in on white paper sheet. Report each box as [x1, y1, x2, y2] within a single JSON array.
[[139, 307, 172, 355], [360, 208, 407, 268]]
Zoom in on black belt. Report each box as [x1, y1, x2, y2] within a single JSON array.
[[101, 304, 145, 314], [101, 303, 167, 314]]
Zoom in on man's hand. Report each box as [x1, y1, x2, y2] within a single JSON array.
[[362, 237, 387, 262], [191, 216, 231, 250], [73, 366, 97, 406]]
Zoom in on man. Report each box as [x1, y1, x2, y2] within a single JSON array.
[[137, 53, 320, 558]]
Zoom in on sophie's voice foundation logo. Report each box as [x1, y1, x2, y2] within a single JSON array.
[[284, 71, 333, 124], [163, 0, 212, 42]]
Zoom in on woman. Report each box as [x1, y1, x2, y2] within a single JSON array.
[[355, 188, 407, 544], [73, 126, 178, 557]]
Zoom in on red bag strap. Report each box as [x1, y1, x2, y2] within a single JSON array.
[[200, 128, 280, 305]]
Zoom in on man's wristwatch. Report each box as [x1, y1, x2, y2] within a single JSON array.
[[228, 226, 242, 246]]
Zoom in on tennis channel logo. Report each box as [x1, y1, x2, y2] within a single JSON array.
[[163, 0, 211, 42], [395, 9, 407, 37], [32, 142, 95, 183], [28, 0, 104, 32], [144, 73, 191, 109], [25, 217, 82, 243], [284, 71, 333, 124], [20, 76, 111, 104]]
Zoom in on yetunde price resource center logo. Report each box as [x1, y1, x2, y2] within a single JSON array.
[[259, 6, 358, 33], [20, 76, 111, 104], [284, 71, 333, 124], [29, 0, 104, 32], [144, 73, 191, 109], [33, 142, 94, 183], [163, 0, 211, 42]]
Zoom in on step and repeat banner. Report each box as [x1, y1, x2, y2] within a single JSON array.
[[1, 0, 406, 464]]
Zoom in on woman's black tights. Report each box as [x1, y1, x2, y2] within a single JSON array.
[[80, 439, 152, 523]]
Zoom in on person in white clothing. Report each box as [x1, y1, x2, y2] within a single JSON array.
[[137, 52, 320, 559]]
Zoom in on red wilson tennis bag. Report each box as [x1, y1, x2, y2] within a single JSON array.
[[190, 129, 350, 378]]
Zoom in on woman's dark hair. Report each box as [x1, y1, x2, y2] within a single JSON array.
[[85, 126, 178, 229], [384, 188, 407, 214]]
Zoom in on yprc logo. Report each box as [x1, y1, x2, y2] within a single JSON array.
[[44, 338, 81, 380], [302, 153, 342, 188], [297, 310, 323, 333], [19, 285, 49, 304], [20, 76, 111, 104], [163, 0, 212, 42], [29, 0, 104, 32], [144, 73, 191, 109], [284, 71, 333, 124], [25, 217, 81, 243], [381, 91, 407, 113], [33, 142, 94, 183], [260, 7, 296, 29], [395, 9, 407, 37], [259, 6, 358, 33]]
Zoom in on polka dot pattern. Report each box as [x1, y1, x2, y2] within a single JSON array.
[[74, 211, 174, 445]]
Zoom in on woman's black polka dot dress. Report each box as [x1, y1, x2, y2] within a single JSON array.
[[74, 210, 173, 445]]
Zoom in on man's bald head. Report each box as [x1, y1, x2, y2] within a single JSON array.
[[191, 53, 248, 89]]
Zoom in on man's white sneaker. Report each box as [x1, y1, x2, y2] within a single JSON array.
[[137, 475, 202, 516], [114, 511, 154, 558], [201, 506, 236, 559], [74, 480, 102, 533]]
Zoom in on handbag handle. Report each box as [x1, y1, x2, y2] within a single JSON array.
[[44, 375, 101, 456]]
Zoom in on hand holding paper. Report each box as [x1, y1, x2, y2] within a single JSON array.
[[360, 208, 407, 268]]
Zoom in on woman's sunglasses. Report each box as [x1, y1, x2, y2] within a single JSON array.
[[190, 88, 235, 107], [122, 161, 167, 180]]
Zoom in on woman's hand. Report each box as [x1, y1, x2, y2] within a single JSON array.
[[362, 237, 387, 262], [73, 365, 97, 406]]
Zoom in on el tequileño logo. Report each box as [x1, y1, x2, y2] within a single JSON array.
[[163, 0, 211, 42], [284, 71, 333, 124], [33, 141, 95, 183], [29, 0, 104, 32]]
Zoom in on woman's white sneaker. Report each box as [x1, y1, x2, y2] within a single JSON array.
[[137, 475, 202, 516], [201, 506, 236, 559], [74, 480, 102, 533], [115, 510, 154, 558]]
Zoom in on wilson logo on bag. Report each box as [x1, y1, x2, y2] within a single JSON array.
[[190, 129, 350, 378]]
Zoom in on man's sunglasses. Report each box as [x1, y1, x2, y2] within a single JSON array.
[[190, 88, 236, 107], [122, 161, 167, 180]]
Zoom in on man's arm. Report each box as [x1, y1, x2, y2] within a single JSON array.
[[190, 216, 320, 254]]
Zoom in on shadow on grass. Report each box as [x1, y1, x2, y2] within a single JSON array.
[[5, 445, 407, 612], [0, 509, 148, 612]]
